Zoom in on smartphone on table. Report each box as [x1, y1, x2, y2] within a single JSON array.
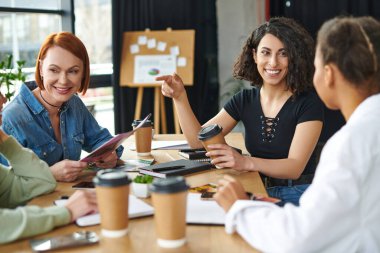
[[29, 231, 99, 252], [72, 181, 95, 189], [200, 192, 216, 200]]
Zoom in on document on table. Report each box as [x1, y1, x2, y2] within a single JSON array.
[[186, 193, 225, 225], [54, 195, 154, 227], [129, 140, 190, 150]]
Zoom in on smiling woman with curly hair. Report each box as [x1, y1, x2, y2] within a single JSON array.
[[233, 17, 315, 95], [156, 17, 324, 205]]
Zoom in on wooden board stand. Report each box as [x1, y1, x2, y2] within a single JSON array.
[[120, 29, 195, 134]]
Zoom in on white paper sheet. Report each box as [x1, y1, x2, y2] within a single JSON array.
[[186, 193, 225, 225], [177, 57, 187, 67], [133, 55, 176, 84], [129, 140, 189, 150], [147, 38, 156, 49], [55, 195, 154, 227], [138, 35, 147, 45], [130, 44, 139, 54], [170, 46, 180, 56], [157, 41, 167, 52]]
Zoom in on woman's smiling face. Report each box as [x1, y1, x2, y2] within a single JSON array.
[[254, 33, 289, 88], [39, 46, 84, 104]]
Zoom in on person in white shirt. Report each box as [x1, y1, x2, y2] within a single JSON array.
[[214, 16, 380, 253]]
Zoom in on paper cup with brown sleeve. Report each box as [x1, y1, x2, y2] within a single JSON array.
[[150, 177, 189, 248], [93, 169, 131, 238], [198, 124, 226, 168], [132, 119, 153, 156]]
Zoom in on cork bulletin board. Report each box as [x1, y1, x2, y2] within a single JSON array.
[[120, 29, 195, 87]]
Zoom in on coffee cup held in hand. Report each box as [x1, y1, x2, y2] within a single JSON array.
[[198, 124, 226, 167], [93, 169, 131, 238], [132, 119, 153, 156], [150, 176, 189, 248]]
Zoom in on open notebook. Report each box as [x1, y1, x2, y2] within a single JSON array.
[[55, 193, 225, 226], [54, 195, 154, 227]]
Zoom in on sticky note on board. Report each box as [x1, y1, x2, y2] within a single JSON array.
[[147, 38, 156, 49], [130, 44, 139, 54], [157, 41, 167, 52], [170, 46, 180, 56], [177, 57, 187, 67], [138, 36, 147, 45]]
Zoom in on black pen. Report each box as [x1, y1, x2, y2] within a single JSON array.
[[152, 165, 185, 172], [180, 148, 205, 152]]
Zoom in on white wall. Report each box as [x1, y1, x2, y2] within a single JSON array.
[[216, 0, 266, 108]]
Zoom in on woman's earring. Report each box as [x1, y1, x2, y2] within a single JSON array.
[[41, 76, 44, 81]]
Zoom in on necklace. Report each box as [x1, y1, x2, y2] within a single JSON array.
[[39, 90, 62, 111]]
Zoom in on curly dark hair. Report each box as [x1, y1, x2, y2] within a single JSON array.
[[233, 17, 315, 96]]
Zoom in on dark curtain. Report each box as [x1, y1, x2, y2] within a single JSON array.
[[112, 0, 219, 133], [270, 0, 380, 37], [270, 0, 380, 142]]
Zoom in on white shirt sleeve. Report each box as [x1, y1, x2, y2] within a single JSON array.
[[224, 126, 378, 253]]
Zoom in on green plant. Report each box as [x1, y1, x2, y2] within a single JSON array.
[[0, 54, 26, 101], [133, 175, 154, 184]]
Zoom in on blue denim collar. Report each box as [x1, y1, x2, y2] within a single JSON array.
[[20, 82, 45, 115]]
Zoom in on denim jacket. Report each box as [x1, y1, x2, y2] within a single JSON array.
[[0, 82, 123, 166]]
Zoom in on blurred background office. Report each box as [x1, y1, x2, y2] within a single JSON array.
[[1, 0, 379, 143]]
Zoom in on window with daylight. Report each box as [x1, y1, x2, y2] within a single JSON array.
[[0, 0, 115, 134]]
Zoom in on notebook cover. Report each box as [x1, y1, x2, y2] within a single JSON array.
[[178, 147, 242, 162], [81, 114, 151, 163], [139, 160, 213, 178], [178, 148, 208, 159]]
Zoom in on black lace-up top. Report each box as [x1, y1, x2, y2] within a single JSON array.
[[260, 115, 280, 143], [224, 87, 324, 175]]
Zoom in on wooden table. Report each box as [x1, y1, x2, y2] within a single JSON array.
[[0, 133, 265, 253]]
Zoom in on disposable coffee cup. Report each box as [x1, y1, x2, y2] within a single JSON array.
[[198, 124, 226, 168], [132, 119, 153, 156], [93, 169, 131, 238], [150, 177, 189, 248]]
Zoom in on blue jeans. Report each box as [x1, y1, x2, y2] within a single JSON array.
[[266, 184, 310, 206]]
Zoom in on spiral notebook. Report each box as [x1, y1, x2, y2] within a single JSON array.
[[178, 148, 211, 162], [139, 159, 213, 178], [178, 147, 242, 162]]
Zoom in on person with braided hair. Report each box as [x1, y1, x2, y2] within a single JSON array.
[[215, 16, 380, 252]]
